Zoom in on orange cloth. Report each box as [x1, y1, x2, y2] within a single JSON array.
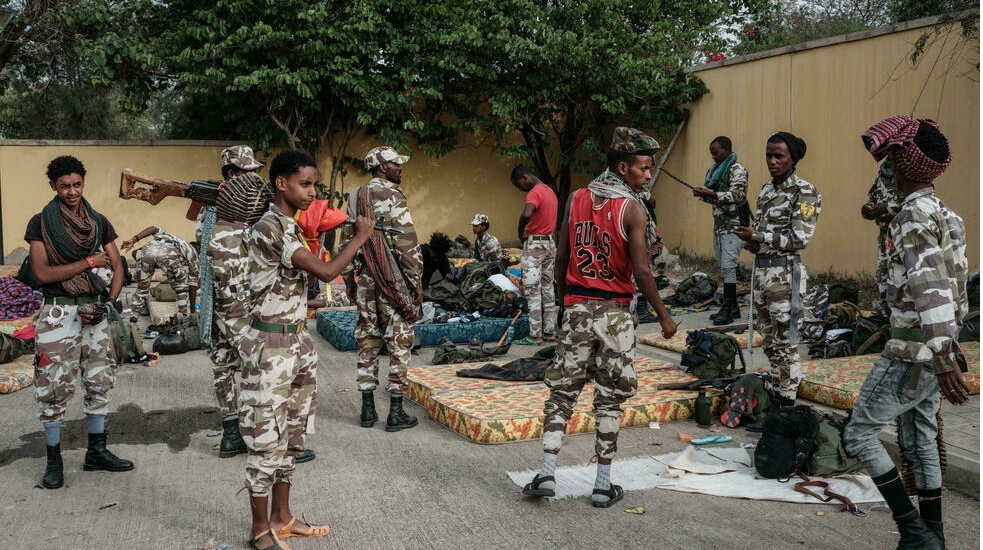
[[295, 200, 348, 260]]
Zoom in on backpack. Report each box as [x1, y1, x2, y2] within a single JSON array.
[[150, 283, 177, 302], [0, 332, 29, 364], [823, 301, 861, 330], [720, 373, 773, 427], [808, 339, 853, 359], [851, 313, 890, 355], [680, 330, 746, 379], [804, 411, 863, 477], [667, 272, 717, 307], [754, 405, 820, 480], [106, 307, 144, 364], [180, 313, 202, 350]]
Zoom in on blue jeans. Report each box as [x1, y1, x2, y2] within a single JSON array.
[[842, 355, 942, 489]]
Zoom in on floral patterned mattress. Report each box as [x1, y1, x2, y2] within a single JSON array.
[[0, 352, 34, 395], [316, 308, 529, 351], [798, 341, 980, 410], [407, 357, 725, 444], [640, 328, 764, 353]]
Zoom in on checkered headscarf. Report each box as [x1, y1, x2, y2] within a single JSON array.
[[861, 116, 951, 183]]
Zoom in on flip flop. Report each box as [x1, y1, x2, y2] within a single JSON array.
[[514, 337, 542, 346], [720, 385, 750, 428], [521, 474, 556, 497], [542, 335, 557, 342], [275, 515, 330, 540], [691, 434, 733, 446], [591, 484, 624, 508]]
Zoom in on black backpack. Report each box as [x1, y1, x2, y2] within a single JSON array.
[[754, 405, 820, 481], [680, 330, 746, 379]]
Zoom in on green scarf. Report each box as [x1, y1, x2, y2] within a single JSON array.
[[705, 152, 737, 192], [40, 196, 106, 296]]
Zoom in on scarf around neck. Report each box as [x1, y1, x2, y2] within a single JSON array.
[[705, 152, 736, 191], [40, 196, 105, 296], [587, 169, 661, 257]]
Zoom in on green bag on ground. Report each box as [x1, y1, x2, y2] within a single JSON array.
[[851, 314, 890, 355], [151, 283, 177, 302], [667, 272, 717, 307], [804, 411, 863, 477], [107, 307, 144, 364], [680, 330, 745, 379], [425, 280, 465, 310], [0, 332, 28, 364], [181, 312, 201, 350]]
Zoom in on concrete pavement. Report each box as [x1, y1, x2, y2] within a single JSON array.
[[0, 303, 978, 549]]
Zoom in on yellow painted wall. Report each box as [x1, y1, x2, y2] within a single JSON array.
[[654, 20, 980, 276]]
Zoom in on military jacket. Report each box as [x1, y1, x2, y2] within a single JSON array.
[[208, 219, 251, 326], [474, 233, 504, 263], [883, 187, 967, 371], [865, 160, 900, 230], [751, 171, 821, 257], [152, 228, 200, 285], [710, 162, 748, 234], [247, 204, 308, 325]]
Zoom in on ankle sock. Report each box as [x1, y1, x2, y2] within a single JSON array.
[[918, 487, 943, 523], [873, 468, 916, 517], [87, 414, 105, 435], [540, 452, 558, 478], [594, 462, 612, 492], [43, 420, 61, 447]]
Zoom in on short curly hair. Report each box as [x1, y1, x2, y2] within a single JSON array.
[[428, 232, 452, 256], [46, 155, 86, 182]]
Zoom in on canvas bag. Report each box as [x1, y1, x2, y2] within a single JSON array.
[[804, 411, 863, 477], [754, 405, 820, 481], [680, 330, 745, 379], [106, 307, 144, 364]]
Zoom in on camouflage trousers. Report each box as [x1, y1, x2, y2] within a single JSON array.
[[238, 327, 317, 496], [33, 303, 117, 422], [543, 300, 637, 460], [355, 274, 415, 394], [521, 238, 557, 339], [209, 305, 247, 416], [875, 228, 891, 317], [753, 263, 807, 400], [713, 232, 744, 284], [132, 240, 191, 314]]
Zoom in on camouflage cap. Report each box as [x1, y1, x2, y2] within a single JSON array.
[[610, 127, 660, 155], [221, 145, 263, 171], [471, 213, 489, 226], [364, 146, 410, 170]]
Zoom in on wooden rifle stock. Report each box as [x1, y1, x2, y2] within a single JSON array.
[[119, 168, 222, 206]]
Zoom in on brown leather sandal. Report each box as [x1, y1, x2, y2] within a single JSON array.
[[275, 514, 330, 539]]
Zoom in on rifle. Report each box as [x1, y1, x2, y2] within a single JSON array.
[[340, 218, 405, 235], [657, 376, 739, 391], [119, 168, 222, 206], [657, 167, 754, 225]]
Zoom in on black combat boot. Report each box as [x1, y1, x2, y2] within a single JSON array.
[[83, 432, 134, 472], [385, 394, 418, 432], [361, 390, 378, 428], [41, 444, 63, 489], [219, 417, 247, 458], [713, 283, 739, 326], [923, 521, 946, 549], [894, 510, 943, 550]]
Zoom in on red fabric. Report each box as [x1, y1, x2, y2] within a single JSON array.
[[524, 183, 558, 236], [296, 200, 348, 259], [563, 189, 634, 305], [861, 116, 951, 182]]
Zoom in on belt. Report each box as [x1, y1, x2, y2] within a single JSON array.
[[43, 295, 102, 306], [891, 327, 926, 343], [527, 235, 552, 241], [754, 255, 797, 268], [567, 285, 633, 301], [250, 318, 306, 334]]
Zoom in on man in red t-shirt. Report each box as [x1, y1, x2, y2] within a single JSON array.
[[509, 166, 558, 345], [521, 127, 676, 508]]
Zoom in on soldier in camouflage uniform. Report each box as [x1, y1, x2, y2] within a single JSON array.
[[734, 132, 820, 403], [26, 155, 133, 490], [121, 226, 199, 316], [238, 150, 373, 549], [861, 158, 900, 317], [843, 117, 968, 550], [523, 128, 677, 507], [470, 213, 505, 265], [510, 166, 558, 345], [340, 145, 424, 432], [692, 136, 749, 325]]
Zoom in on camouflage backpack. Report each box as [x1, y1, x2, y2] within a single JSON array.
[[680, 330, 745, 379], [106, 307, 144, 364], [150, 283, 177, 302], [667, 272, 717, 307], [0, 332, 29, 364]]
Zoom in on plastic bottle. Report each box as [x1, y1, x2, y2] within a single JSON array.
[[504, 324, 516, 344], [694, 388, 711, 427]]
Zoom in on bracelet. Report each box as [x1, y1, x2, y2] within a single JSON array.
[[85, 256, 96, 269]]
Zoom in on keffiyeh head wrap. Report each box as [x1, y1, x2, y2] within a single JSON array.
[[861, 116, 951, 183]]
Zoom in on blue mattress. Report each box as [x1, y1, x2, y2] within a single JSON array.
[[316, 308, 530, 351]]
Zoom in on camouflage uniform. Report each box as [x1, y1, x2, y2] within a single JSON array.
[[206, 220, 251, 416], [844, 187, 966, 487], [239, 205, 317, 496], [543, 301, 637, 459], [34, 306, 116, 422], [749, 172, 821, 400], [132, 229, 199, 315], [474, 233, 504, 264], [863, 159, 900, 316], [521, 238, 557, 339], [340, 177, 422, 395], [709, 162, 748, 285]]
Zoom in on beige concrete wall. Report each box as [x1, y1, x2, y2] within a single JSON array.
[[653, 17, 980, 276]]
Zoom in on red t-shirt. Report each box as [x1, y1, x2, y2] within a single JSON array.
[[525, 183, 558, 236], [564, 189, 634, 305]]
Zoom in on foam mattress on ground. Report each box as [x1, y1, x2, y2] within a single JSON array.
[[0, 311, 38, 333], [316, 308, 530, 351], [407, 356, 675, 408], [798, 341, 980, 410], [0, 353, 34, 394], [148, 300, 179, 326], [640, 327, 764, 353], [424, 368, 726, 444]]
